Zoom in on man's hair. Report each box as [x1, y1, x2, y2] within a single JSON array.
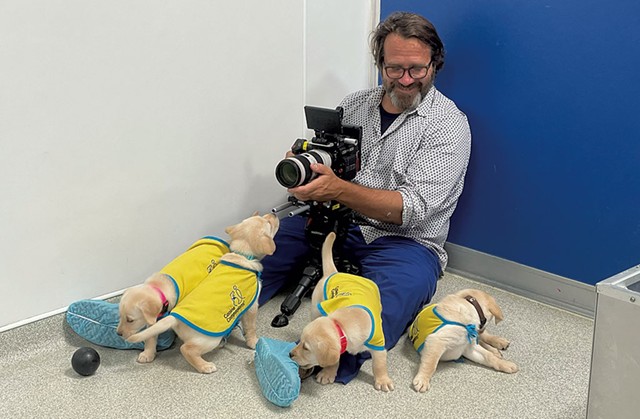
[[371, 12, 445, 74]]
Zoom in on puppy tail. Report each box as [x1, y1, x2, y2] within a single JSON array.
[[321, 232, 338, 276], [127, 316, 177, 343]]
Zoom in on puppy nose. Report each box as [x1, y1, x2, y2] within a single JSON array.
[[116, 331, 122, 336], [289, 351, 294, 358]]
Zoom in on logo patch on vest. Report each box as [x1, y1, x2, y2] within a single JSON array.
[[330, 285, 352, 299], [224, 285, 246, 323]]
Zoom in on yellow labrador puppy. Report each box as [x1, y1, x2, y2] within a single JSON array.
[[116, 236, 229, 363], [408, 288, 518, 392], [127, 213, 279, 373], [289, 232, 394, 392]]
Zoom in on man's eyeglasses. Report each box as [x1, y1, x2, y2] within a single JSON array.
[[383, 61, 432, 80]]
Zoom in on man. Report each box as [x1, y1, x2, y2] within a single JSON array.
[[260, 11, 471, 384]]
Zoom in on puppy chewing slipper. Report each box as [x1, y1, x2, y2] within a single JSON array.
[[66, 299, 175, 350], [254, 337, 300, 407]]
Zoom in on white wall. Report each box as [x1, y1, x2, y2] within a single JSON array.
[[305, 0, 379, 108], [0, 0, 377, 330]]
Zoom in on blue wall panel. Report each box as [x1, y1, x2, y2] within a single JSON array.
[[381, 1, 640, 284]]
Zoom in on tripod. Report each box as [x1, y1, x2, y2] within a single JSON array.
[[270, 196, 359, 328]]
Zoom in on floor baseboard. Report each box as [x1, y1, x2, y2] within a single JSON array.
[[1, 245, 597, 332], [0, 289, 125, 333], [445, 242, 596, 318]]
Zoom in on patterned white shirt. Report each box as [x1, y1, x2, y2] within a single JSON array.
[[339, 85, 471, 270]]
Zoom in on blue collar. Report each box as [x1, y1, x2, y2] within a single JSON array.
[[232, 250, 255, 260]]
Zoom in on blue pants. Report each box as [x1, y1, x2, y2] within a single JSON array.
[[259, 215, 441, 384]]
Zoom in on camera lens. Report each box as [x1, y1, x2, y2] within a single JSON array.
[[275, 150, 332, 188], [276, 161, 302, 188]]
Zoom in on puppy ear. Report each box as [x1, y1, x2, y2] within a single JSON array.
[[142, 308, 158, 326], [140, 299, 160, 326], [467, 289, 504, 325], [252, 210, 260, 216], [225, 223, 238, 237], [485, 294, 504, 324], [256, 234, 276, 256], [316, 343, 341, 367]]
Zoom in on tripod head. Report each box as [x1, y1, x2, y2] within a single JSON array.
[[270, 196, 356, 327]]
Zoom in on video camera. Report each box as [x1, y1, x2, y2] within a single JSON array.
[[270, 105, 362, 328], [275, 106, 362, 188]]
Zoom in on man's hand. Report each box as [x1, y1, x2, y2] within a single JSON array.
[[287, 162, 404, 225], [287, 163, 343, 202]]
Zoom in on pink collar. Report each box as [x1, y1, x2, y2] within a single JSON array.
[[151, 286, 170, 319], [333, 320, 348, 354]]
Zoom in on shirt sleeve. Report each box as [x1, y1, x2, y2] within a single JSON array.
[[397, 110, 471, 230]]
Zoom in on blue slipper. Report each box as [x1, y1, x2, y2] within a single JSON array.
[[254, 337, 300, 407], [66, 299, 175, 350]]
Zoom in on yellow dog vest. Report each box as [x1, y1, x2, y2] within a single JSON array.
[[170, 261, 260, 337], [409, 304, 478, 353], [160, 236, 230, 303], [317, 273, 385, 351]]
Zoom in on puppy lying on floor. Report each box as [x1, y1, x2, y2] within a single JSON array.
[[127, 212, 279, 373], [408, 288, 518, 392], [116, 236, 229, 363], [289, 232, 394, 392]]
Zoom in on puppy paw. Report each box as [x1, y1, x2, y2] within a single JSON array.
[[198, 362, 218, 374], [137, 351, 156, 363], [495, 337, 511, 350], [412, 375, 431, 393], [500, 360, 518, 373], [374, 375, 394, 392], [316, 369, 336, 385], [245, 336, 258, 350]]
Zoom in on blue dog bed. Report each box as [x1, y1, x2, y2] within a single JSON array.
[[254, 337, 300, 407], [66, 299, 175, 350]]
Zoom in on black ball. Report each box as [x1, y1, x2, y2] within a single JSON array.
[[71, 347, 100, 376]]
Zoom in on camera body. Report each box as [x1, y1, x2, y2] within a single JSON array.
[[270, 106, 362, 327], [275, 106, 362, 189]]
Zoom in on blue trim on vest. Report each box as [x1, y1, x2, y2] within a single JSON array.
[[432, 306, 478, 343], [219, 260, 262, 279], [167, 275, 180, 303], [355, 304, 384, 351], [316, 303, 384, 352], [415, 306, 479, 353], [169, 282, 259, 337], [319, 273, 385, 351], [322, 272, 339, 300], [201, 236, 231, 249]]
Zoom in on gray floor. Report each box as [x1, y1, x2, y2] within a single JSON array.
[[0, 272, 593, 419]]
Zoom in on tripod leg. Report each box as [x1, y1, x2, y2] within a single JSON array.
[[271, 263, 322, 328]]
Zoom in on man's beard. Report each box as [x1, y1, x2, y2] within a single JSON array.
[[384, 75, 434, 112]]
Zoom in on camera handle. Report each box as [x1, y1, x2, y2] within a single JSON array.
[[270, 197, 357, 328]]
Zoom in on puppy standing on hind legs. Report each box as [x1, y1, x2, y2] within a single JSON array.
[[289, 232, 394, 392], [408, 288, 519, 392], [127, 212, 280, 373]]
